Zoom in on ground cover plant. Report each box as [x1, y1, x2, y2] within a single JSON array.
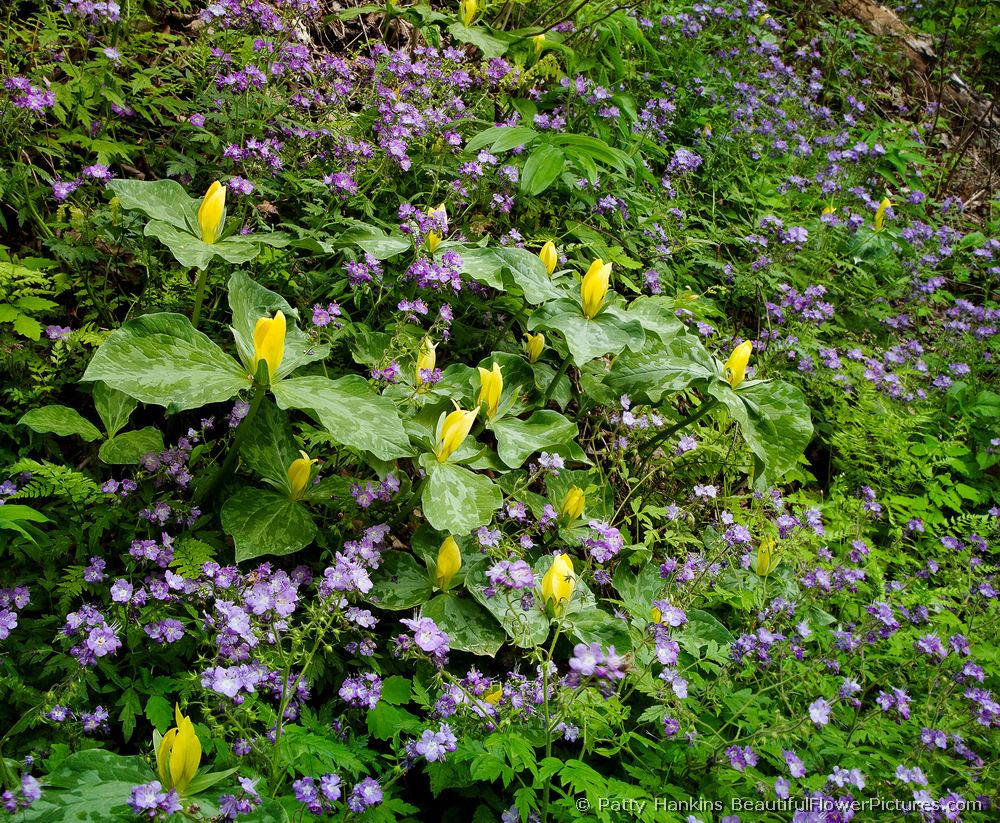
[[1, 0, 998, 820]]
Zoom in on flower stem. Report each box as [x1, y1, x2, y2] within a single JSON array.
[[543, 353, 573, 404], [191, 265, 210, 329]]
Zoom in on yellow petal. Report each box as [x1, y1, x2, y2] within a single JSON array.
[[581, 258, 611, 319], [287, 450, 316, 500], [724, 340, 753, 389], [197, 181, 226, 244], [538, 241, 557, 275], [435, 536, 462, 589], [542, 553, 576, 614], [416, 338, 437, 387], [477, 362, 503, 419], [170, 715, 201, 793], [252, 311, 286, 382], [157, 728, 178, 786], [559, 486, 585, 524], [524, 332, 545, 363], [435, 404, 479, 462]]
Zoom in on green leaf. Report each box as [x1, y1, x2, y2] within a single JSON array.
[[458, 246, 506, 290], [528, 301, 644, 365], [547, 133, 634, 174], [492, 411, 577, 468], [424, 594, 506, 656], [144, 695, 174, 733], [680, 608, 734, 651], [12, 313, 43, 340], [467, 564, 550, 648], [337, 223, 412, 259], [367, 701, 423, 740], [368, 551, 435, 610], [144, 220, 262, 270], [494, 247, 562, 305], [98, 427, 165, 465], [280, 725, 371, 776], [227, 272, 328, 381], [625, 296, 687, 342], [604, 331, 716, 402], [709, 379, 813, 489], [612, 562, 665, 617], [447, 22, 508, 58], [465, 125, 538, 154], [380, 676, 413, 705], [272, 375, 412, 460], [81, 313, 247, 413], [220, 487, 318, 562], [421, 462, 502, 534], [16, 749, 155, 822], [520, 144, 565, 196], [109, 178, 194, 232], [93, 382, 138, 437], [239, 400, 299, 489], [19, 405, 103, 442], [563, 608, 632, 651], [0, 504, 51, 542]]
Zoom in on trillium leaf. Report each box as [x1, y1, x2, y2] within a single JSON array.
[[494, 247, 562, 304], [423, 594, 506, 656], [447, 22, 509, 59], [221, 487, 318, 562], [109, 178, 195, 232], [144, 220, 262, 270], [709, 378, 814, 490], [272, 375, 412, 460], [18, 405, 103, 442], [528, 301, 645, 365], [563, 608, 632, 651], [336, 223, 411, 259], [368, 551, 435, 610], [421, 462, 502, 534], [93, 382, 138, 438], [81, 313, 247, 413], [624, 296, 688, 342], [492, 410, 578, 468], [98, 427, 165, 465], [604, 330, 716, 402], [467, 564, 550, 648], [458, 246, 506, 290], [226, 272, 329, 379], [239, 399, 299, 489]]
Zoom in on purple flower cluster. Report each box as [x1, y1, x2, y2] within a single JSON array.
[[2, 774, 41, 813], [127, 781, 181, 819], [565, 642, 628, 696], [405, 722, 458, 763], [339, 672, 382, 711], [398, 616, 450, 664], [0, 586, 29, 641], [62, 605, 121, 666]]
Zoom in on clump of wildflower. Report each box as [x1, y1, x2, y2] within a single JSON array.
[[405, 723, 458, 764], [127, 780, 182, 819]]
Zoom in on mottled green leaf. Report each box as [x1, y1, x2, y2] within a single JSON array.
[[19, 405, 103, 442], [98, 427, 165, 465], [272, 375, 412, 460], [93, 382, 137, 437], [81, 313, 247, 413], [529, 300, 644, 365], [144, 220, 262, 270], [424, 594, 506, 656], [421, 462, 502, 534], [368, 551, 434, 610], [492, 410, 577, 468], [604, 330, 716, 402], [220, 487, 317, 562]]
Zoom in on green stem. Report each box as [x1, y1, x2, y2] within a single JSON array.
[[540, 623, 562, 823], [543, 353, 573, 403], [191, 265, 210, 329], [639, 397, 720, 460]]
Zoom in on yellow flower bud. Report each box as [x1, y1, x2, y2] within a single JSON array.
[[197, 181, 226, 244], [524, 332, 545, 363], [416, 338, 436, 388], [874, 197, 892, 232], [822, 204, 836, 215], [541, 553, 576, 614], [426, 203, 447, 252], [477, 362, 503, 420], [559, 485, 585, 525], [435, 535, 462, 590], [724, 340, 752, 389], [651, 606, 662, 624], [580, 258, 611, 319], [538, 241, 557, 275], [533, 34, 545, 54], [157, 705, 202, 795], [434, 403, 479, 462], [755, 537, 780, 577], [483, 684, 502, 705], [252, 310, 286, 383], [459, 0, 477, 26], [287, 450, 317, 500]]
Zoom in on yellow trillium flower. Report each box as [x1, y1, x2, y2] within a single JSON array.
[[252, 310, 286, 383], [426, 203, 447, 252], [755, 537, 781, 577], [197, 181, 226, 244], [822, 204, 836, 216], [539, 241, 557, 275], [287, 450, 317, 500], [483, 684, 502, 705], [581, 258, 612, 319], [416, 338, 437, 388], [435, 535, 462, 590], [559, 486, 585, 525], [651, 606, 663, 624], [524, 332, 545, 363], [477, 362, 503, 420], [533, 34, 545, 54], [724, 340, 753, 389], [541, 553, 576, 614], [459, 0, 477, 26], [434, 403, 479, 462], [874, 197, 892, 232], [157, 705, 202, 795]]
